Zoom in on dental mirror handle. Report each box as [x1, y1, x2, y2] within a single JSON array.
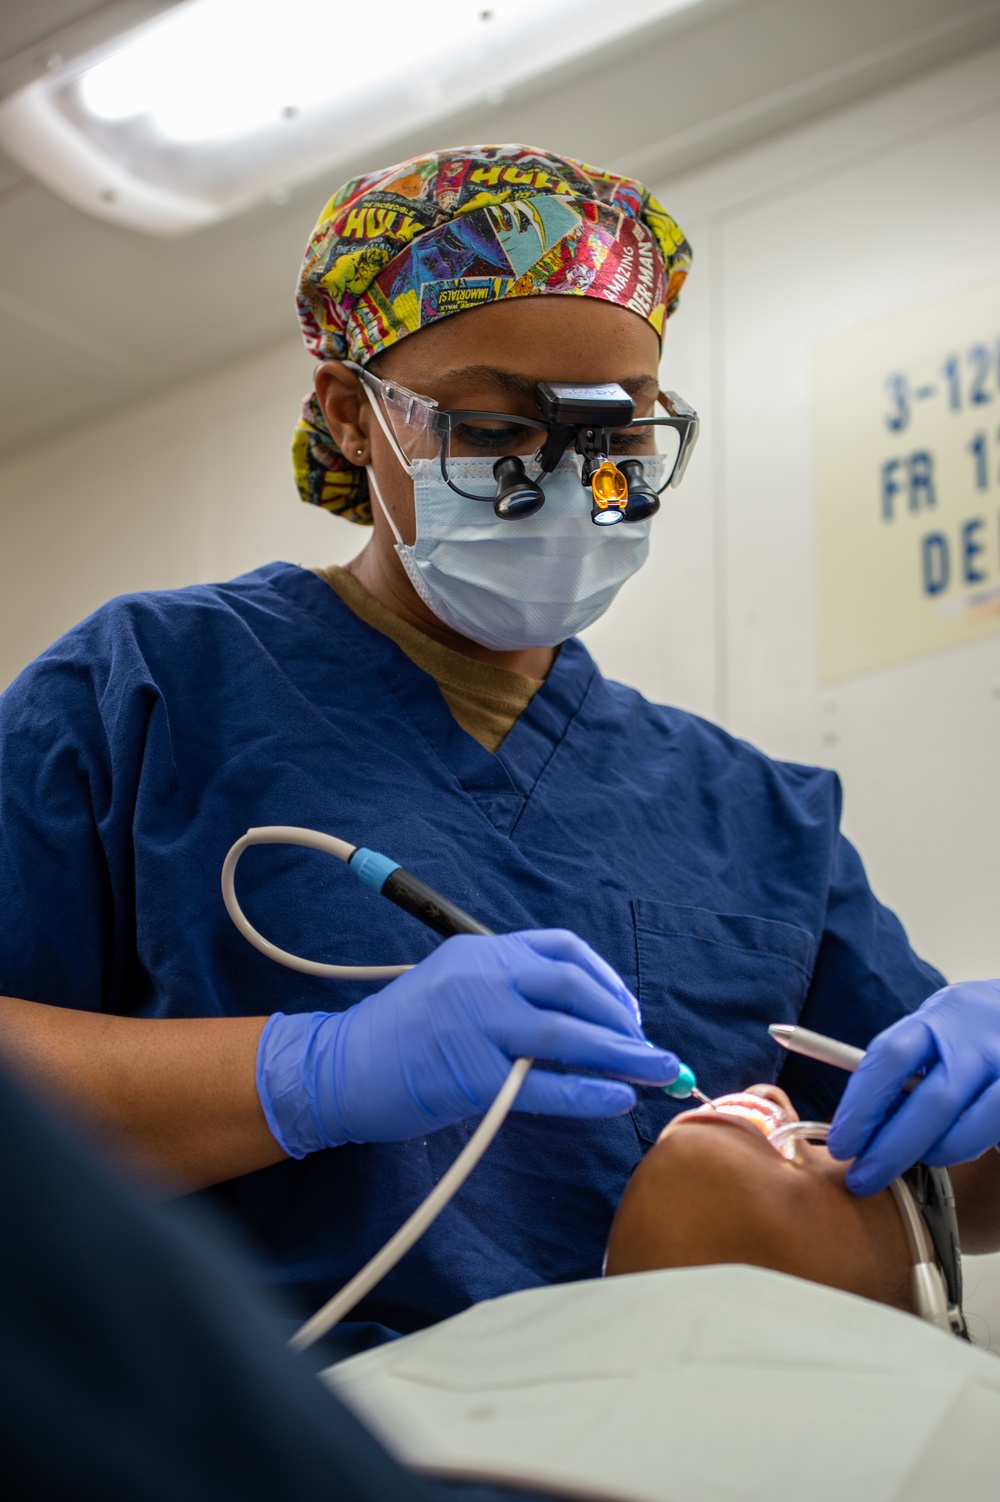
[[768, 1023, 922, 1092]]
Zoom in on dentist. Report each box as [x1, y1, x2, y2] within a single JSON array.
[[2, 145, 991, 1346]]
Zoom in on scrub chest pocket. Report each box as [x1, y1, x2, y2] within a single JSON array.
[[630, 900, 815, 1144]]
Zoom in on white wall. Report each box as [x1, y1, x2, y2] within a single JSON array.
[[3, 43, 1000, 1343], [586, 42, 1000, 988], [0, 335, 360, 684]]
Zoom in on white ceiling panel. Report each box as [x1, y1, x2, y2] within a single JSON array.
[[0, 0, 998, 463], [0, 2, 121, 63]]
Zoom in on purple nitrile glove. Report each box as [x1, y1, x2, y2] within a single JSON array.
[[828, 980, 1000, 1195], [256, 928, 679, 1157]]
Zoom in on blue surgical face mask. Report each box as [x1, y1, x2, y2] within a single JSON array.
[[363, 380, 659, 651], [367, 457, 654, 651]]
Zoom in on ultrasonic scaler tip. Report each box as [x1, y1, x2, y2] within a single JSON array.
[[661, 1063, 718, 1110]]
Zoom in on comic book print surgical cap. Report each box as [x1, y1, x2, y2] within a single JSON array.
[[293, 144, 692, 524]]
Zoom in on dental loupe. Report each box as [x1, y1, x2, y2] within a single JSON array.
[[348, 360, 699, 525]]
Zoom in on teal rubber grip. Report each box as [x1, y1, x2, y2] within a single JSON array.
[[662, 1062, 698, 1100]]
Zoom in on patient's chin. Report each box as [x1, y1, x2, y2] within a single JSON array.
[[606, 1119, 782, 1275]]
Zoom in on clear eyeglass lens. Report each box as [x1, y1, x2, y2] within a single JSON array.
[[442, 417, 684, 498], [443, 417, 546, 497], [609, 421, 682, 488], [375, 380, 442, 464]]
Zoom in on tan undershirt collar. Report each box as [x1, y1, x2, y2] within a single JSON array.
[[314, 564, 544, 754]]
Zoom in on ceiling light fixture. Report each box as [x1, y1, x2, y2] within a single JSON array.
[[0, 0, 706, 236]]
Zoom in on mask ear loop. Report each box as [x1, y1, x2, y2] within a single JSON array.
[[366, 464, 405, 549], [338, 361, 416, 547], [767, 1120, 961, 1335]]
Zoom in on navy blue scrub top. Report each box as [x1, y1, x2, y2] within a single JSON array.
[[0, 562, 944, 1348]]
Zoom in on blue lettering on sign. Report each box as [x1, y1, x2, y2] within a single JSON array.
[[969, 344, 993, 405], [968, 432, 988, 490], [888, 338, 1000, 421], [962, 518, 987, 583], [922, 533, 950, 595], [908, 451, 936, 511], [884, 373, 909, 432], [881, 452, 937, 520], [881, 459, 901, 521], [878, 333, 1000, 614], [942, 355, 961, 411]]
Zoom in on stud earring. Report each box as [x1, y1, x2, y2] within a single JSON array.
[[356, 448, 364, 457]]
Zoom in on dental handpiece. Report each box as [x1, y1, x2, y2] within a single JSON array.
[[348, 845, 710, 1102], [224, 825, 710, 1352], [768, 1023, 923, 1092]]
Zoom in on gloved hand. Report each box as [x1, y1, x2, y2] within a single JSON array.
[[256, 928, 679, 1157], [828, 980, 1000, 1195]]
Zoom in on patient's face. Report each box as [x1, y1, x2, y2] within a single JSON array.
[[605, 1086, 912, 1312]]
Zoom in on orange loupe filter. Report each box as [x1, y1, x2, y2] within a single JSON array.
[[590, 459, 629, 508]]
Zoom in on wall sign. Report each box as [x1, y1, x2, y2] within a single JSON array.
[[816, 275, 1000, 680]]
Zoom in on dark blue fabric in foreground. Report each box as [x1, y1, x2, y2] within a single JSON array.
[[0, 562, 945, 1350], [0, 1063, 574, 1502]]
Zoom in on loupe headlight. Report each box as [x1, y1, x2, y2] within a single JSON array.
[[536, 381, 635, 526]]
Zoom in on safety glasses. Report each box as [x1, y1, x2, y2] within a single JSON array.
[[347, 361, 699, 512]]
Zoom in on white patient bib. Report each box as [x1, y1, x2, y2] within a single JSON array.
[[325, 1264, 1000, 1502]]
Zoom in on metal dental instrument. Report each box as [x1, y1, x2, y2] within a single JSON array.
[[689, 1087, 718, 1111], [768, 1023, 923, 1092]]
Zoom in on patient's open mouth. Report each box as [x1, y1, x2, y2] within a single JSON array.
[[661, 1090, 794, 1147]]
